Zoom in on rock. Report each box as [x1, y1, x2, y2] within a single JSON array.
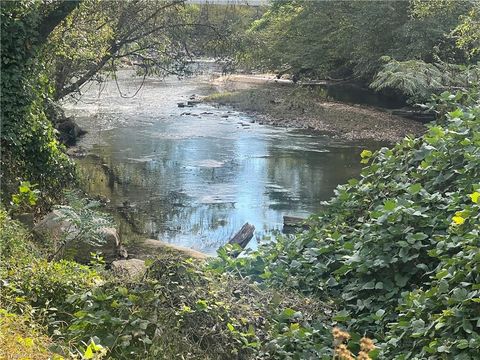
[[117, 245, 128, 259], [12, 212, 35, 229], [56, 118, 87, 146], [66, 146, 88, 158], [132, 239, 210, 260], [99, 227, 120, 248], [44, 100, 86, 146], [111, 259, 146, 278], [33, 211, 121, 263], [33, 210, 78, 241]]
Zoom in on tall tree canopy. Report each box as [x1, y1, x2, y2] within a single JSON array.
[[239, 0, 479, 100]]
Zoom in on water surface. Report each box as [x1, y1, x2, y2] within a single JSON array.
[[66, 73, 381, 254]]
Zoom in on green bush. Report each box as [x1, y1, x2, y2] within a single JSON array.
[[211, 90, 480, 359], [0, 256, 100, 333], [0, 208, 36, 260], [1, 2, 74, 208], [65, 256, 254, 359]]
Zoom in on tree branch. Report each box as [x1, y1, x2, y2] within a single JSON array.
[[37, 1, 80, 45]]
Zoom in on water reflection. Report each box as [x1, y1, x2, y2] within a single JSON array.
[[69, 74, 382, 255]]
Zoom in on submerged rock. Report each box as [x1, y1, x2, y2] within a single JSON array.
[[46, 99, 86, 146]]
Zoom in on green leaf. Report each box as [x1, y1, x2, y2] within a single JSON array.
[[361, 150, 373, 158], [281, 308, 296, 319], [84, 346, 94, 360], [384, 200, 397, 211], [408, 183, 422, 195], [333, 309, 350, 322]]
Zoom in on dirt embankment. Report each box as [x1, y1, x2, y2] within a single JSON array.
[[204, 75, 426, 143]]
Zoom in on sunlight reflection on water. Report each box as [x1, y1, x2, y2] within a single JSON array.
[[66, 73, 382, 255]]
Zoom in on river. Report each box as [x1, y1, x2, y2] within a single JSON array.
[[64, 72, 382, 255]]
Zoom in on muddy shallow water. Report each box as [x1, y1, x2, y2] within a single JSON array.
[[65, 72, 383, 255]]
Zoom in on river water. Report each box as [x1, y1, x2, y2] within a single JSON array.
[[65, 72, 381, 255]]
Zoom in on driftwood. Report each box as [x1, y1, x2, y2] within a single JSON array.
[[391, 110, 435, 123], [283, 216, 310, 229], [228, 222, 255, 249]]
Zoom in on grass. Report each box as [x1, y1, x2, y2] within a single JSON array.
[[0, 310, 62, 360]]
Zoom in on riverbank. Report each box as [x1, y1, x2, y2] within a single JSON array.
[[204, 75, 426, 143], [0, 208, 329, 359]]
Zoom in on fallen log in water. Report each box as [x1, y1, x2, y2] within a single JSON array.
[[228, 222, 255, 250], [283, 216, 310, 229]]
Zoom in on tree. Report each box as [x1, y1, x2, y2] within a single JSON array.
[[238, 0, 479, 99], [1, 1, 80, 206], [48, 0, 198, 100]]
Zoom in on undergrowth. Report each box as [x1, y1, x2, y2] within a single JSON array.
[[0, 309, 62, 360], [210, 89, 480, 359], [1, 210, 332, 359]]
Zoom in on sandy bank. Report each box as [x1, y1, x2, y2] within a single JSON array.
[[205, 75, 426, 143]]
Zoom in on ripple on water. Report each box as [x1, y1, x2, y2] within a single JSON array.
[[71, 73, 384, 255]]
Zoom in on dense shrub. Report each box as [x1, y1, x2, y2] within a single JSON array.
[[211, 90, 480, 359], [0, 210, 100, 328], [62, 253, 330, 359], [0, 208, 37, 260]]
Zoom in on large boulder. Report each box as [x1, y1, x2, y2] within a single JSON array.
[[33, 211, 121, 263], [33, 210, 78, 242], [111, 259, 146, 279]]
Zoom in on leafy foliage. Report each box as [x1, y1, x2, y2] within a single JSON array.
[[62, 253, 332, 359], [371, 58, 480, 103], [0, 208, 37, 261], [211, 91, 480, 359], [49, 190, 113, 260], [10, 181, 41, 214], [0, 212, 332, 359], [0, 1, 76, 208], [238, 0, 479, 99]]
